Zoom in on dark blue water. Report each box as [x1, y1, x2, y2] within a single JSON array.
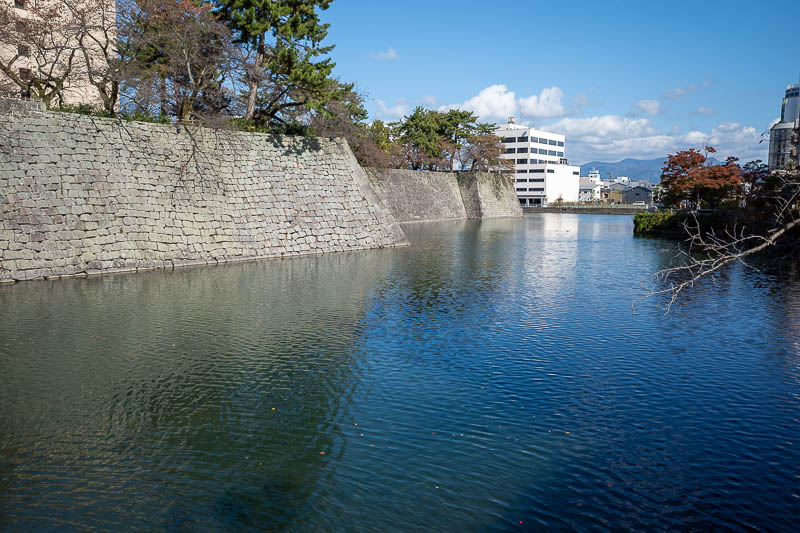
[[1, 214, 798, 531]]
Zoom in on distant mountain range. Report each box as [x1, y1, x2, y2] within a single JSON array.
[[579, 158, 666, 183], [579, 157, 721, 183]]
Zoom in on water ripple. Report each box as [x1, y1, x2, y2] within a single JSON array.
[[0, 215, 798, 531]]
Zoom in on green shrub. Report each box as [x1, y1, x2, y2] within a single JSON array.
[[633, 211, 678, 234]]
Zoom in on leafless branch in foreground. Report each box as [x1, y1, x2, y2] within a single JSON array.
[[639, 169, 800, 312]]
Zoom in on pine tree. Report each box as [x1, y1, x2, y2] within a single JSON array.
[[214, 0, 335, 127]]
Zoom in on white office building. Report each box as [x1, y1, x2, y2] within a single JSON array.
[[768, 79, 800, 169], [495, 118, 580, 206]]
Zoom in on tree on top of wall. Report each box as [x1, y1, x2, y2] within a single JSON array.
[[213, 0, 336, 129]]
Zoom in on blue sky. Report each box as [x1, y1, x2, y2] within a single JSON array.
[[318, 0, 798, 165]]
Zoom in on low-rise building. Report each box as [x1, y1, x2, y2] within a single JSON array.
[[578, 178, 603, 202], [621, 186, 653, 205], [495, 117, 580, 206], [601, 182, 629, 203]]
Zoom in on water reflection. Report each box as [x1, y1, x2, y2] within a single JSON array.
[[0, 214, 798, 531], [0, 251, 396, 529]]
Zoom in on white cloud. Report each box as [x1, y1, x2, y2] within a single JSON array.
[[692, 106, 715, 115], [684, 130, 707, 144], [663, 80, 711, 100], [571, 87, 601, 111], [440, 84, 566, 121], [633, 99, 660, 116], [375, 99, 410, 119], [419, 95, 438, 107], [443, 84, 517, 120], [374, 95, 439, 120], [573, 94, 589, 107], [697, 122, 763, 161], [518, 87, 565, 118], [371, 47, 398, 61], [547, 115, 655, 143], [545, 114, 766, 165]]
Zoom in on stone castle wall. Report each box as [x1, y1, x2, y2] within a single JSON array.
[[362, 168, 468, 222], [365, 168, 522, 222], [458, 172, 524, 219], [0, 99, 407, 282]]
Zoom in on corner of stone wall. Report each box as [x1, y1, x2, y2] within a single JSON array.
[[456, 172, 482, 218], [334, 142, 409, 246], [476, 172, 524, 218], [454, 171, 522, 219]]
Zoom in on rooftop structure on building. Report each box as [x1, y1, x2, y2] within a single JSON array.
[[768, 76, 800, 170], [495, 117, 580, 207]]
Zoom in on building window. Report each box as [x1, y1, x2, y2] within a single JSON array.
[[517, 136, 528, 142], [557, 152, 564, 157], [504, 148, 515, 154], [531, 169, 545, 173], [547, 169, 554, 173], [530, 178, 544, 182], [549, 139, 557, 145], [502, 137, 515, 143], [517, 178, 528, 182], [539, 138, 549, 145], [517, 147, 528, 153], [548, 150, 557, 156], [557, 141, 564, 147], [15, 0, 25, 8], [530, 148, 538, 154], [517, 170, 528, 174], [531, 187, 544, 191], [572, 171, 579, 175], [516, 187, 528, 192], [516, 159, 528, 164], [531, 137, 538, 143]]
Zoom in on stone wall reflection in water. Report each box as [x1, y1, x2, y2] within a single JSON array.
[[0, 250, 398, 529], [0, 214, 798, 531]]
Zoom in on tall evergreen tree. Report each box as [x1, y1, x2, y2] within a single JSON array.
[[214, 0, 335, 127]]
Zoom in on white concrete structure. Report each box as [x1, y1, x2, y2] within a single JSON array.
[[495, 118, 580, 206], [0, 0, 113, 108], [578, 179, 602, 202], [768, 78, 800, 169]]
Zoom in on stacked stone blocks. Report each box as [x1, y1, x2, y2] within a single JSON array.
[[0, 99, 407, 282], [365, 168, 523, 223]]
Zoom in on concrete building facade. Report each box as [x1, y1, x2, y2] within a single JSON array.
[[0, 0, 112, 108], [621, 186, 654, 205], [578, 178, 602, 202], [495, 118, 580, 206], [768, 79, 800, 169]]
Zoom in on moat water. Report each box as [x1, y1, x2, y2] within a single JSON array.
[[1, 214, 798, 531]]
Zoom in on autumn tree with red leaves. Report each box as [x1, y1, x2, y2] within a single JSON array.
[[660, 146, 742, 209]]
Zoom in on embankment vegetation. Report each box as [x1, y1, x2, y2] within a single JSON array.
[[0, 0, 507, 171], [639, 146, 799, 309]]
